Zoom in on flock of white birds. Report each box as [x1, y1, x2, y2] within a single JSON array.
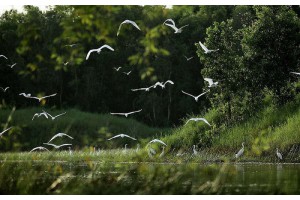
[[0, 18, 288, 161]]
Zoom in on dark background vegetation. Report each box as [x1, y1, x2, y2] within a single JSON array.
[[0, 5, 300, 152]]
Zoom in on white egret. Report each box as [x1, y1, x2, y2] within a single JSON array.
[[47, 133, 74, 143], [163, 19, 189, 33], [19, 93, 31, 98], [147, 139, 167, 146], [185, 118, 211, 126], [184, 55, 193, 61], [131, 85, 154, 92], [43, 110, 66, 120], [32, 111, 49, 120], [235, 142, 245, 159], [43, 143, 72, 149], [107, 134, 137, 141], [64, 62, 69, 66], [30, 146, 50, 152], [110, 109, 142, 117], [153, 80, 174, 89], [0, 87, 9, 92], [114, 67, 122, 71], [7, 63, 17, 68], [64, 43, 78, 48], [123, 144, 128, 154], [276, 148, 283, 160], [20, 93, 57, 102], [199, 41, 219, 54], [122, 71, 132, 76], [181, 90, 209, 102], [0, 127, 12, 137], [204, 78, 219, 88], [0, 55, 8, 59], [193, 145, 198, 155], [86, 44, 114, 60], [117, 20, 141, 36]]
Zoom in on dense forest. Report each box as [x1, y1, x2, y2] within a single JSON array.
[[0, 5, 300, 129]]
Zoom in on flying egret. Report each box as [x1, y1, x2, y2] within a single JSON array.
[[110, 109, 142, 117], [153, 80, 174, 89], [43, 143, 72, 149], [193, 145, 198, 155], [30, 146, 50, 152], [114, 67, 122, 71], [19, 93, 31, 98], [0, 127, 12, 137], [290, 72, 300, 76], [181, 90, 209, 102], [0, 55, 8, 59], [235, 142, 245, 159], [276, 148, 283, 160], [63, 62, 69, 66], [147, 139, 167, 146], [199, 41, 219, 54], [131, 85, 154, 92], [7, 63, 17, 68], [117, 20, 141, 36], [43, 110, 66, 120], [204, 78, 219, 88], [64, 43, 78, 48], [107, 134, 137, 141], [32, 111, 49, 120], [86, 44, 114, 60], [47, 133, 74, 143], [184, 55, 193, 61], [163, 19, 189, 33], [122, 71, 132, 76], [185, 118, 211, 126], [0, 87, 9, 92]]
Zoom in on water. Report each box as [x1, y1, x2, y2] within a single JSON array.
[[0, 160, 300, 194]]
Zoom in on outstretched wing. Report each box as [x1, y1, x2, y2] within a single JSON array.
[[184, 119, 193, 125], [196, 90, 210, 98], [128, 109, 142, 114], [164, 23, 178, 32], [290, 72, 300, 76], [86, 49, 97, 60], [124, 134, 137, 140], [163, 80, 174, 86], [199, 41, 209, 52], [125, 20, 141, 31], [198, 118, 211, 126], [204, 78, 214, 86], [153, 82, 163, 88], [0, 127, 12, 136], [179, 24, 189, 29], [182, 90, 196, 98], [30, 146, 49, 152], [0, 55, 8, 59], [100, 44, 114, 52], [107, 134, 121, 140], [163, 19, 175, 26], [53, 112, 67, 119]]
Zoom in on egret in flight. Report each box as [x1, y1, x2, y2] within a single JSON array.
[[43, 110, 67, 120], [122, 71, 132, 76], [117, 20, 141, 36], [86, 44, 114, 60], [181, 90, 209, 102], [47, 133, 74, 143], [204, 78, 219, 88], [185, 118, 211, 126], [184, 55, 193, 61], [163, 19, 189, 34], [235, 142, 245, 159], [153, 80, 174, 89], [29, 93, 57, 102], [0, 127, 12, 138], [0, 87, 9, 92], [7, 63, 17, 68], [30, 146, 50, 152], [147, 139, 167, 146], [107, 134, 137, 141], [32, 111, 49, 120], [114, 67, 122, 71], [110, 109, 142, 117], [43, 143, 72, 149], [131, 85, 154, 92], [199, 41, 219, 54]]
